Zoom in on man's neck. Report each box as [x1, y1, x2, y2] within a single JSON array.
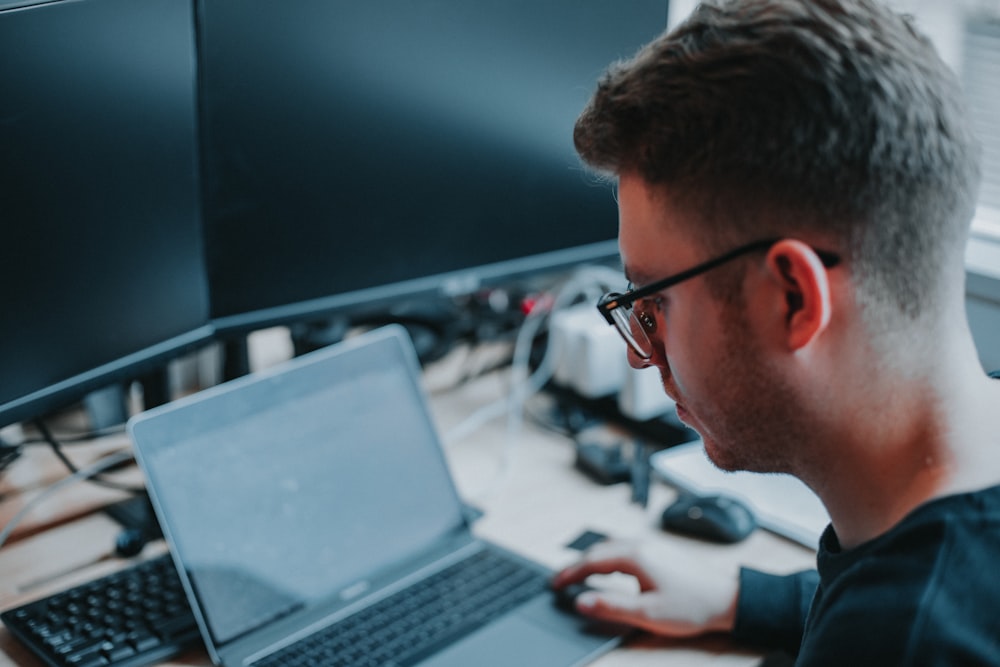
[[802, 342, 1000, 550]]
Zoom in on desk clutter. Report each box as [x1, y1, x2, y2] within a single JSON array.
[[0, 326, 819, 667]]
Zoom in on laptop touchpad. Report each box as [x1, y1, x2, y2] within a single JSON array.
[[418, 612, 596, 667]]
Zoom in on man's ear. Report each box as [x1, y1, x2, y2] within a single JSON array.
[[765, 239, 833, 351]]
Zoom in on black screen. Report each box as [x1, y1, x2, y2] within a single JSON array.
[[0, 0, 210, 428], [200, 0, 669, 331]]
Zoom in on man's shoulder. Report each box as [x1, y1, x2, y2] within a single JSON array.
[[820, 483, 1000, 559], [802, 489, 1000, 663], [820, 483, 1000, 581]]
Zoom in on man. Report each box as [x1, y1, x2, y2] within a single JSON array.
[[551, 0, 1000, 663]]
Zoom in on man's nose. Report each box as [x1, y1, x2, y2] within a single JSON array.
[[627, 347, 652, 369]]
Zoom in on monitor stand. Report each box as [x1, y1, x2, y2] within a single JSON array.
[[83, 385, 128, 431]]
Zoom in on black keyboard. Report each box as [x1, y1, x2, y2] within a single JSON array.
[[253, 548, 549, 667], [1, 554, 200, 667]]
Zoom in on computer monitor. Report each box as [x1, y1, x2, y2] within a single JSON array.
[[0, 0, 211, 430], [199, 0, 669, 332]]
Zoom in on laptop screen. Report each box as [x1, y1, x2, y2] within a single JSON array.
[[131, 328, 467, 646]]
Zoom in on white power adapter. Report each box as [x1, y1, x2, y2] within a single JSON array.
[[549, 304, 625, 398], [548, 303, 678, 421]]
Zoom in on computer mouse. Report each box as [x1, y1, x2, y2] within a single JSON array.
[[551, 582, 594, 613], [660, 493, 756, 544]]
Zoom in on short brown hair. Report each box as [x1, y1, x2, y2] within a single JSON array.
[[575, 0, 980, 319]]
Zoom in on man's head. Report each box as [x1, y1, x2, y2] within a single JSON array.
[[579, 0, 982, 474], [577, 0, 980, 324]]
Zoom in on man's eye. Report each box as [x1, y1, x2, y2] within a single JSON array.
[[637, 295, 665, 313]]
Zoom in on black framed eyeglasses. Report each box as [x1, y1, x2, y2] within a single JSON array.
[[597, 238, 841, 360]]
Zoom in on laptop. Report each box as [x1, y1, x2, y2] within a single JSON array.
[[128, 325, 622, 667]]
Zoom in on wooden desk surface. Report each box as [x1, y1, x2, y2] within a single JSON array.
[[0, 353, 816, 667]]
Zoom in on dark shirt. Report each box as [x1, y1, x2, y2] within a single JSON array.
[[733, 484, 1000, 664]]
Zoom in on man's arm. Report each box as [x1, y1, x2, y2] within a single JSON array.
[[552, 540, 818, 651], [732, 568, 819, 655]]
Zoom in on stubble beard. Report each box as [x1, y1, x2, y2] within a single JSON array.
[[695, 306, 815, 477]]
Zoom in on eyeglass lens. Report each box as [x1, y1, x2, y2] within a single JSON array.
[[609, 303, 654, 359]]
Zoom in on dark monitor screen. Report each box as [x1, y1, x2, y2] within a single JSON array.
[[0, 0, 211, 429], [200, 0, 669, 331]]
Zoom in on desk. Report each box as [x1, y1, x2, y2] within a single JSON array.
[[0, 350, 817, 666]]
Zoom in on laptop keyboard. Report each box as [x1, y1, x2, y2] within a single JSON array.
[[1, 554, 199, 667], [253, 548, 549, 667]]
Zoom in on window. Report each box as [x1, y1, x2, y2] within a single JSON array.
[[963, 11, 1000, 239]]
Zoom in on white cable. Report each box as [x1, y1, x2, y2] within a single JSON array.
[[0, 449, 135, 551], [462, 264, 624, 500], [443, 265, 621, 448], [443, 396, 511, 446]]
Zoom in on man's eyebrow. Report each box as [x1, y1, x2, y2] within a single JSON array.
[[622, 266, 637, 286], [623, 265, 655, 288]]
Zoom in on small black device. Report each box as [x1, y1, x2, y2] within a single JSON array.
[[660, 494, 757, 544], [574, 442, 632, 485], [565, 529, 609, 552], [551, 583, 595, 613], [104, 493, 164, 558]]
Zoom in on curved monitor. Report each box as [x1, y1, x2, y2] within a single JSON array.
[[0, 0, 210, 429], [199, 0, 669, 332]]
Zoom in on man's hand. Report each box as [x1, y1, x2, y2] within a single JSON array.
[[551, 539, 741, 637]]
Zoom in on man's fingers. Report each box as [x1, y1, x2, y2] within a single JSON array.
[[576, 590, 703, 638], [554, 557, 643, 585], [553, 541, 657, 590]]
